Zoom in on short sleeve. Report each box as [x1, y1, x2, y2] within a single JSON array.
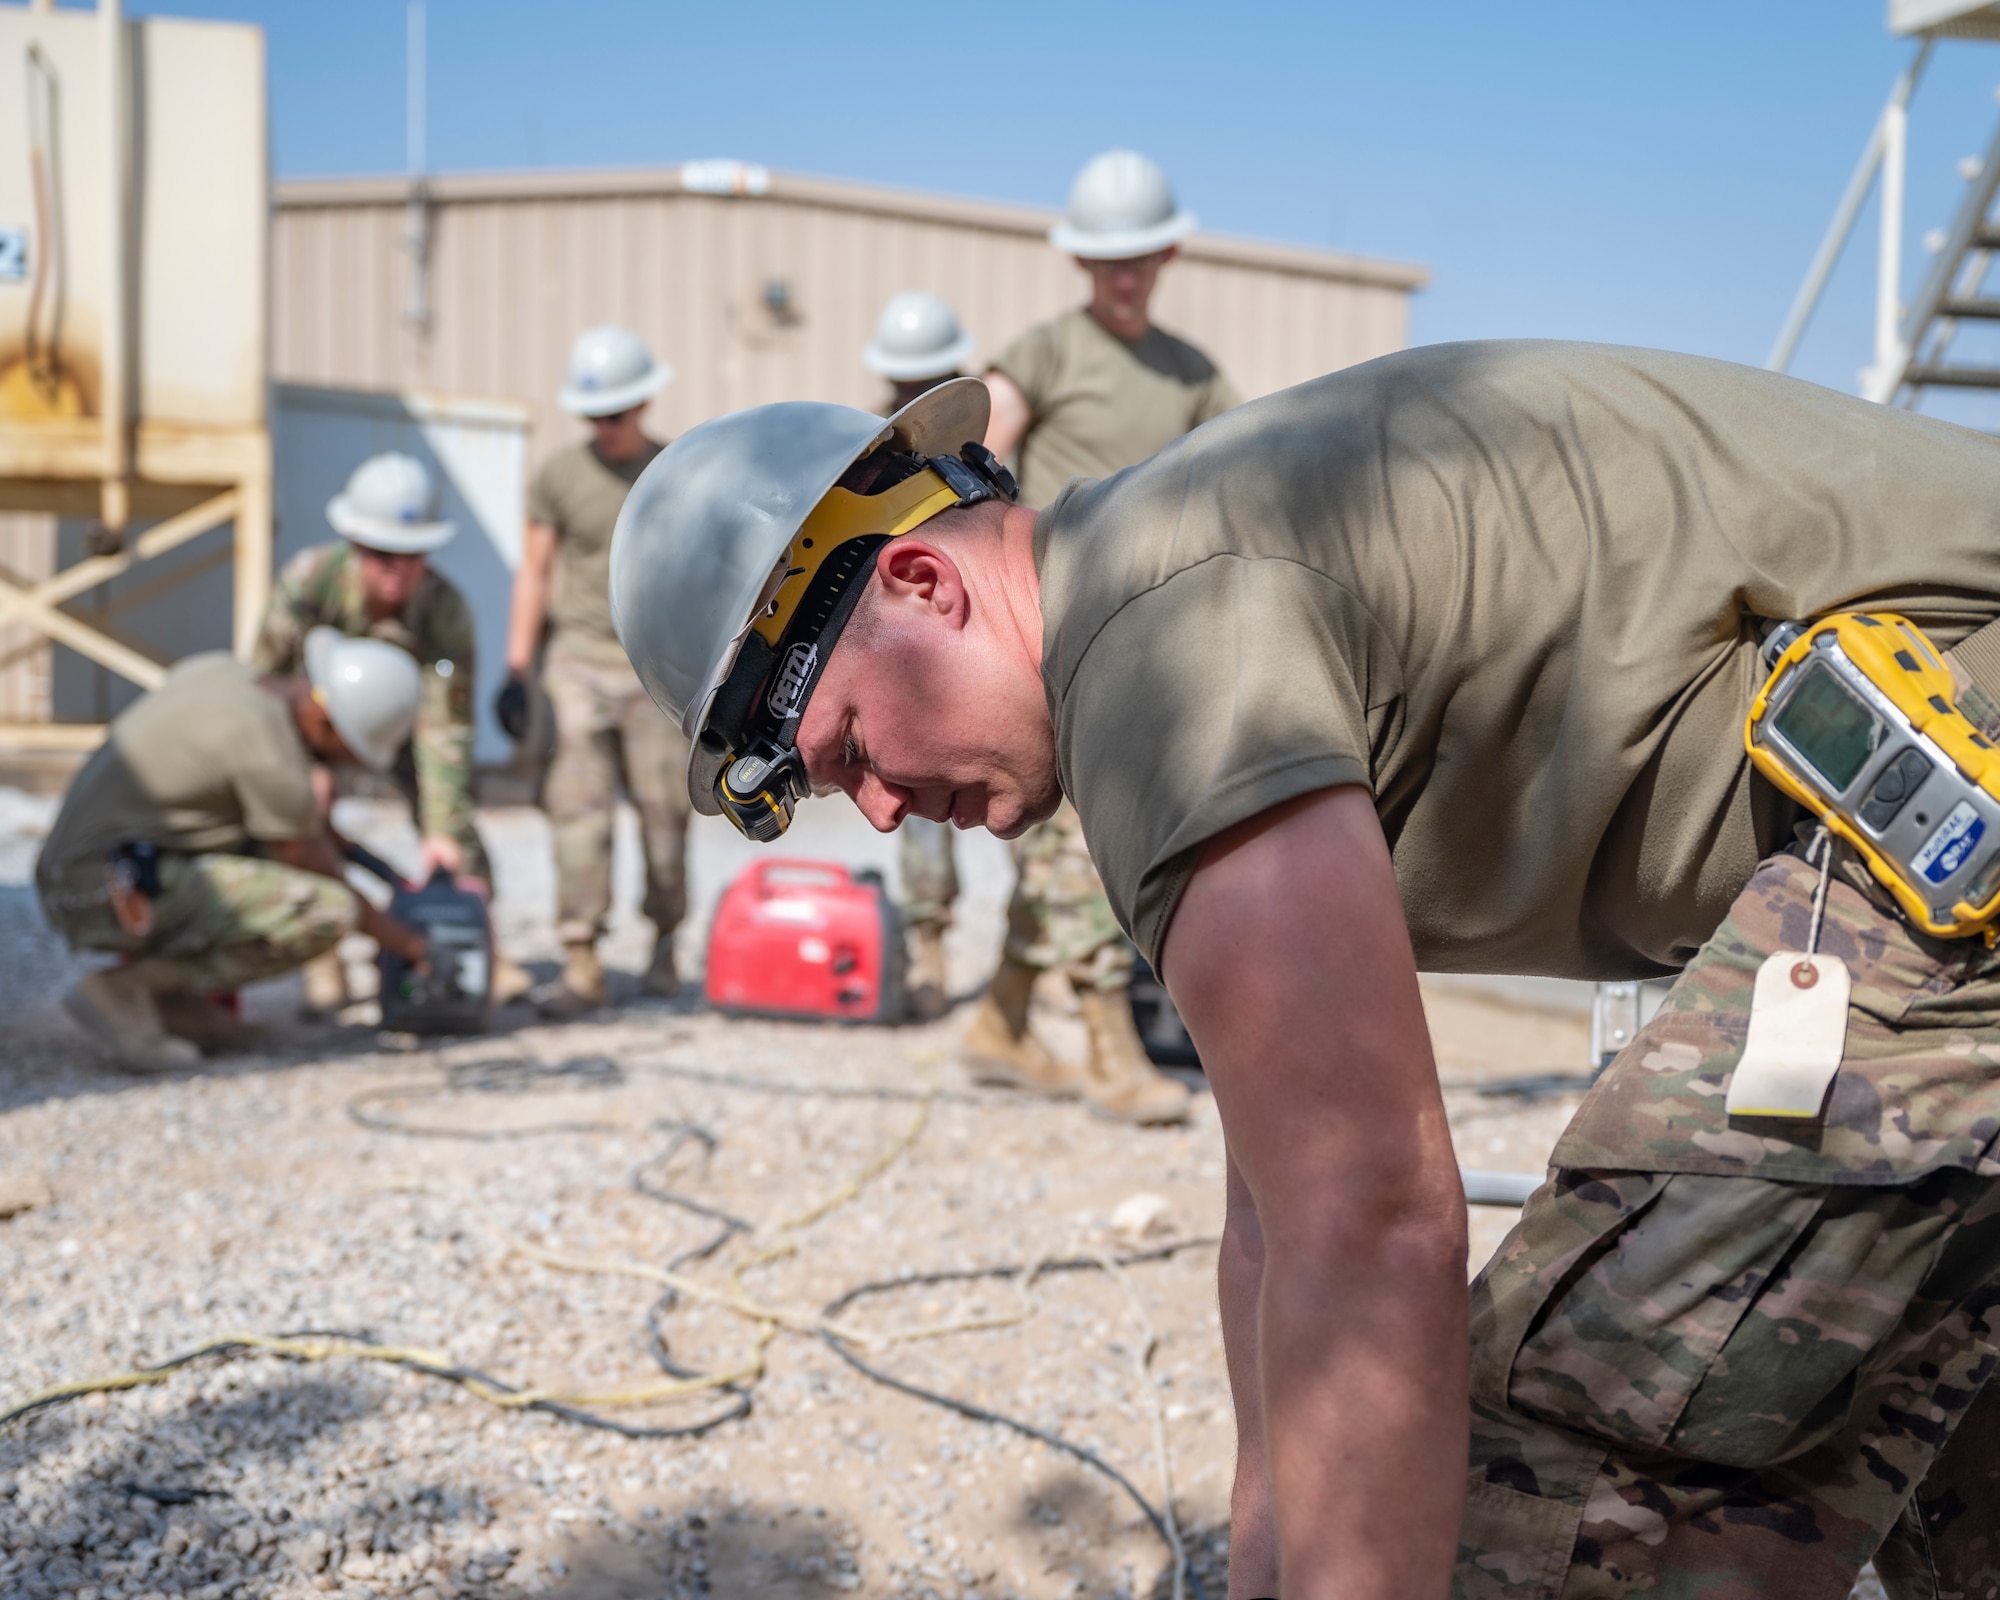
[[990, 322, 1061, 418], [1055, 556, 1393, 968], [1194, 369, 1243, 427], [526, 458, 563, 532], [233, 749, 318, 843]]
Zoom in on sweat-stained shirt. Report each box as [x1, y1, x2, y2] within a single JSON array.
[[1034, 340, 2000, 981], [991, 307, 1241, 508]]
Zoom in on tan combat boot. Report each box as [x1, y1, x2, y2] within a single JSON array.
[[64, 963, 202, 1075], [905, 924, 950, 1022], [1078, 985, 1192, 1125], [490, 947, 535, 1007], [643, 935, 680, 999], [156, 990, 268, 1055], [301, 949, 350, 1016], [538, 940, 607, 1019], [960, 956, 1087, 1097]]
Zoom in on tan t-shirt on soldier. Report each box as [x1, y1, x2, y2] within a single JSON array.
[[1036, 339, 2000, 981], [527, 439, 666, 662], [36, 653, 318, 882], [991, 307, 1240, 508]]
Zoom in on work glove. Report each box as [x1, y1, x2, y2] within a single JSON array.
[[494, 673, 531, 742]]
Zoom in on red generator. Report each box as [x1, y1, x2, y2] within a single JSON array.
[[703, 860, 906, 1023]]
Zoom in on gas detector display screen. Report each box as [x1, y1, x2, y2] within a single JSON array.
[[1773, 661, 1884, 793]]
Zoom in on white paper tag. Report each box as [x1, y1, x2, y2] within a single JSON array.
[[1725, 952, 1851, 1119]]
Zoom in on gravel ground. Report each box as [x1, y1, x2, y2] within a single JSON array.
[[0, 789, 1876, 1599]]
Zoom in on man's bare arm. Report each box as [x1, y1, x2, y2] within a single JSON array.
[[1219, 1145, 1278, 1598], [1163, 786, 1467, 1600], [982, 372, 1032, 465], [269, 833, 428, 965], [505, 520, 558, 675]]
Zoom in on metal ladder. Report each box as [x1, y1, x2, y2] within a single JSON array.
[[1868, 96, 2000, 403]]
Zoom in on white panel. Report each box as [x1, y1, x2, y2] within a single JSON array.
[[272, 384, 529, 764]]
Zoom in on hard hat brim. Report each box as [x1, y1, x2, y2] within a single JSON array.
[[610, 377, 994, 778], [862, 330, 978, 382], [326, 495, 457, 555], [303, 627, 399, 772], [558, 361, 674, 418], [1048, 210, 1196, 260]]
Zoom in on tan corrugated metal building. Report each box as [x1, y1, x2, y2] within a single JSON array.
[[272, 162, 1428, 454], [0, 162, 1424, 761]]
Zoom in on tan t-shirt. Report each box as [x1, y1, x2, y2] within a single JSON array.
[[1037, 340, 2000, 981], [992, 308, 1241, 508], [528, 438, 665, 658], [37, 654, 318, 882]]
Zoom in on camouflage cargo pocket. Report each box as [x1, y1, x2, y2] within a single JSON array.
[[1472, 849, 2000, 1465], [1554, 852, 2000, 1187], [1472, 1165, 1973, 1466]]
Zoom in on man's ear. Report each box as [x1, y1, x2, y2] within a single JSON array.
[[876, 539, 969, 628]]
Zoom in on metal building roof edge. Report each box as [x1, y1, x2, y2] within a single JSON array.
[[273, 164, 1431, 291]]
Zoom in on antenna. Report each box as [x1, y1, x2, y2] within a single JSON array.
[[406, 0, 425, 179], [403, 0, 429, 334]]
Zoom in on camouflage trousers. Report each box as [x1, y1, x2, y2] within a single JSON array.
[[542, 644, 690, 947], [1458, 850, 2000, 1598], [900, 817, 959, 930], [1002, 800, 1134, 993], [38, 850, 356, 993]]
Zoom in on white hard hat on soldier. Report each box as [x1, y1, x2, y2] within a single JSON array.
[[863, 292, 976, 382], [609, 377, 992, 744], [325, 452, 455, 555], [559, 325, 674, 417], [1048, 149, 1196, 260], [303, 627, 422, 773]]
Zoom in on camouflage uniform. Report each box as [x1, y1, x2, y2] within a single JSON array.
[[38, 849, 355, 993], [251, 542, 486, 879], [900, 817, 959, 932], [1003, 800, 1134, 992], [541, 643, 689, 947], [1458, 849, 2000, 1597]]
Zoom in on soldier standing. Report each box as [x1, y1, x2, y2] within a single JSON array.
[[252, 451, 527, 1011], [864, 290, 978, 1019], [499, 325, 685, 1015], [40, 632, 426, 1072], [968, 149, 1240, 1123]]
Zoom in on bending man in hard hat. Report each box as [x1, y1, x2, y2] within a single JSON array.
[[607, 351, 2000, 1597], [499, 325, 686, 1015], [968, 150, 1241, 1121], [38, 631, 429, 1073], [865, 290, 979, 1019], [253, 451, 525, 1012]]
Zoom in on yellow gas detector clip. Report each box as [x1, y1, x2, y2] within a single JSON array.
[[1746, 612, 2000, 941]]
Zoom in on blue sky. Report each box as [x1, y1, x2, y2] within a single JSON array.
[[124, 0, 2000, 407]]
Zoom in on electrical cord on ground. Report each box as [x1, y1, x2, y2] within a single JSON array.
[[10, 1043, 1517, 1599]]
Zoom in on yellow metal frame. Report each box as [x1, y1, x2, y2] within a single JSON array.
[[1746, 611, 2000, 938], [0, 420, 273, 754]]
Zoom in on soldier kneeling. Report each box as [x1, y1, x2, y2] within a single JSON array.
[[37, 630, 429, 1072]]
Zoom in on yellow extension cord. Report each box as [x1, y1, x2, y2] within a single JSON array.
[[5, 1093, 1005, 1418]]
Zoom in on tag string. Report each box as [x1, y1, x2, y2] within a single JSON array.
[[1805, 825, 1834, 959]]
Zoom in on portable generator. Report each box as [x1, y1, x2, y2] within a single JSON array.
[[703, 859, 906, 1023], [345, 844, 494, 1034]]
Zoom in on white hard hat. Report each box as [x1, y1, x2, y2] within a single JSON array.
[[303, 627, 423, 773], [609, 378, 1017, 839], [326, 452, 456, 555], [559, 324, 674, 417], [862, 291, 976, 382], [1048, 149, 1196, 260]]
